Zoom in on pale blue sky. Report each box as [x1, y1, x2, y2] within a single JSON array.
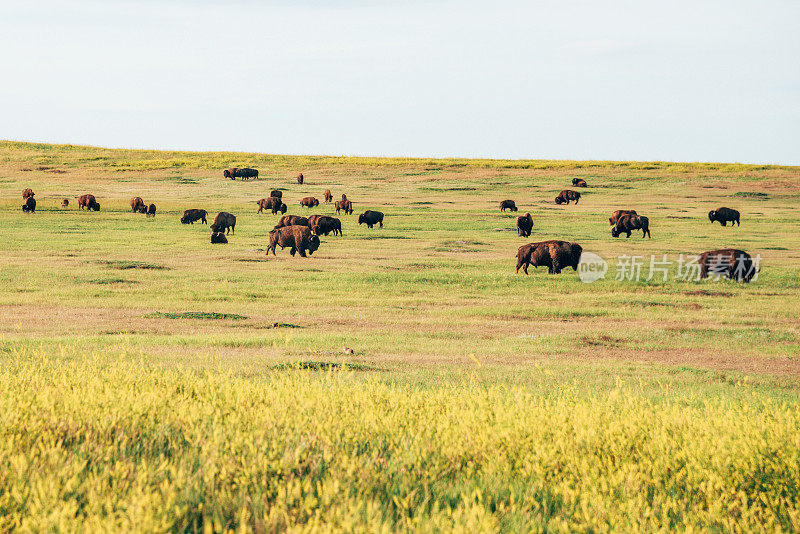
[[1, 1, 798, 164]]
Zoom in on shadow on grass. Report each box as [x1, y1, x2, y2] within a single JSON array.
[[145, 311, 247, 320], [272, 361, 380, 372]]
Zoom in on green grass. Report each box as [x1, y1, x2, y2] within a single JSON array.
[[1, 141, 799, 531]]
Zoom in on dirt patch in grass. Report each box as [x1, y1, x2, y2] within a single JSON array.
[[85, 278, 139, 285], [145, 312, 247, 320], [98, 260, 168, 270], [272, 361, 379, 372], [683, 290, 735, 297]]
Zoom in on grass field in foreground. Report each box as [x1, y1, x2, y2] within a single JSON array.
[[1, 141, 799, 531]]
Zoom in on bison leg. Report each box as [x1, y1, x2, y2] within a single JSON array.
[[290, 246, 297, 256], [379, 220, 383, 228]]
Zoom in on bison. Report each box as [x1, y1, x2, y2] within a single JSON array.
[[130, 196, 146, 212], [358, 210, 383, 229], [611, 214, 650, 238], [211, 232, 228, 244], [22, 188, 35, 199], [500, 200, 518, 212], [311, 215, 342, 236], [267, 225, 320, 257], [297, 173, 304, 184], [609, 209, 637, 225], [516, 213, 533, 237], [181, 209, 208, 224], [324, 189, 333, 203], [300, 196, 320, 208], [78, 194, 100, 211], [335, 200, 353, 215], [257, 197, 287, 215], [61, 199, 69, 208], [270, 189, 283, 199], [708, 207, 740, 227], [698, 249, 757, 282], [274, 215, 309, 229], [210, 212, 236, 234], [572, 178, 587, 187], [224, 168, 258, 180], [22, 197, 36, 213], [146, 204, 156, 218], [555, 190, 581, 205], [516, 240, 583, 275]]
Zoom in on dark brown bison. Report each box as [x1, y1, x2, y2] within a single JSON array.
[[500, 200, 518, 212], [210, 212, 236, 234], [335, 200, 353, 215], [555, 190, 581, 205], [211, 232, 228, 244], [61, 199, 69, 208], [297, 173, 304, 184], [324, 189, 333, 203], [698, 249, 757, 282], [611, 214, 650, 238], [22, 188, 35, 199], [516, 240, 583, 275], [708, 207, 740, 227], [270, 189, 282, 199], [224, 168, 258, 180], [130, 197, 146, 212], [146, 204, 156, 218], [181, 209, 208, 224], [516, 213, 533, 237], [572, 178, 587, 187], [358, 210, 383, 228], [22, 197, 36, 213], [300, 196, 320, 208], [274, 215, 309, 229], [311, 215, 342, 236], [78, 194, 100, 211], [609, 209, 637, 225], [257, 197, 287, 215], [267, 225, 320, 257]]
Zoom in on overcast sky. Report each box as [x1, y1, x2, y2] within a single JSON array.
[[1, 1, 798, 164]]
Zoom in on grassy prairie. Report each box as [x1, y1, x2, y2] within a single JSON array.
[[1, 141, 799, 531]]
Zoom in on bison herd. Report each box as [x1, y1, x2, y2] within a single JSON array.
[[17, 169, 756, 281], [505, 179, 753, 280]]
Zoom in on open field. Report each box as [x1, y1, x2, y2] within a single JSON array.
[[1, 141, 800, 531]]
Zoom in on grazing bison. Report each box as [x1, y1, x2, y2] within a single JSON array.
[[22, 188, 35, 199], [572, 178, 587, 187], [257, 197, 287, 215], [516, 213, 533, 237], [555, 190, 581, 205], [500, 200, 518, 212], [297, 173, 304, 184], [181, 209, 208, 224], [300, 196, 320, 208], [211, 232, 228, 244], [22, 197, 36, 213], [335, 200, 353, 215], [267, 225, 320, 257], [146, 204, 156, 218], [324, 189, 333, 203], [698, 249, 756, 282], [274, 215, 309, 229], [210, 212, 236, 234], [270, 189, 283, 199], [78, 194, 100, 211], [130, 197, 146, 212], [516, 240, 583, 275], [61, 199, 69, 208], [358, 210, 384, 228], [311, 215, 342, 236], [611, 214, 650, 238], [708, 207, 740, 227], [609, 209, 637, 225], [224, 168, 258, 180]]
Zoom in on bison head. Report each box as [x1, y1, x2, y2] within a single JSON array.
[[358, 214, 365, 225], [307, 234, 320, 255], [611, 226, 621, 238], [279, 203, 287, 214], [90, 202, 100, 211], [708, 210, 716, 222], [568, 244, 583, 270], [224, 170, 233, 179], [554, 197, 564, 205], [180, 216, 189, 224]]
